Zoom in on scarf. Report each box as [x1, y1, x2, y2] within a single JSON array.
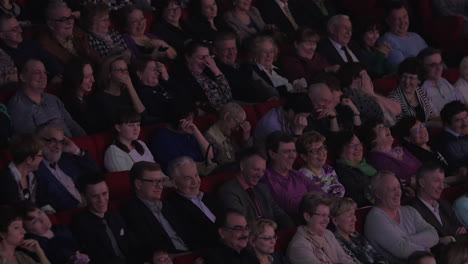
[[336, 158, 377, 177]]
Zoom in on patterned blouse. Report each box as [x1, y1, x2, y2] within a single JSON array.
[[192, 73, 232, 111], [388, 84, 435, 121], [88, 28, 128, 58], [299, 164, 345, 197], [334, 232, 388, 264]]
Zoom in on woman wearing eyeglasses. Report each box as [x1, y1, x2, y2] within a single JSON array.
[[296, 131, 345, 197], [249, 219, 286, 264], [287, 191, 357, 264]]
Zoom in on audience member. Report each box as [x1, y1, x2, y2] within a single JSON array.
[[37, 1, 100, 67], [8, 59, 85, 136], [454, 56, 468, 103], [0, 134, 43, 205], [454, 178, 468, 229], [72, 174, 132, 264], [406, 251, 436, 264], [89, 55, 145, 132], [36, 123, 99, 212], [0, 205, 51, 264], [0, 0, 26, 22], [218, 147, 294, 228], [152, 0, 193, 54], [418, 48, 464, 114], [379, 1, 428, 70], [330, 197, 388, 264], [317, 14, 364, 66], [294, 0, 336, 34], [222, 0, 267, 44], [149, 102, 213, 172], [296, 131, 345, 197], [256, 0, 300, 36], [249, 219, 287, 264], [261, 131, 322, 219], [333, 131, 375, 207], [19, 201, 90, 264], [440, 241, 468, 264], [172, 40, 232, 114], [410, 163, 466, 248], [0, 47, 16, 86], [104, 110, 154, 172], [120, 5, 177, 60], [150, 250, 173, 264], [204, 102, 252, 166], [388, 57, 436, 122], [187, 0, 228, 42], [432, 0, 468, 34], [279, 27, 338, 85], [121, 161, 188, 262], [166, 156, 219, 248], [254, 94, 312, 145], [287, 191, 356, 264], [364, 171, 438, 263], [82, 0, 131, 12], [204, 209, 255, 264]]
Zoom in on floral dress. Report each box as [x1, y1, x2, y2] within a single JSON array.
[[299, 164, 345, 197]]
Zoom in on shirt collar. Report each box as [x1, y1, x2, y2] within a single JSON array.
[[329, 37, 346, 50], [178, 191, 204, 201], [138, 196, 163, 211], [8, 162, 23, 182], [257, 63, 278, 72], [418, 196, 439, 211], [208, 123, 227, 144], [444, 127, 462, 138], [275, 0, 286, 8]]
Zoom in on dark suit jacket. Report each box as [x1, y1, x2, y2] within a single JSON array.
[[316, 38, 364, 66], [120, 197, 188, 262], [71, 210, 131, 264], [166, 192, 219, 248], [436, 131, 468, 170], [204, 243, 258, 264], [257, 0, 299, 35], [293, 0, 336, 34], [0, 166, 38, 205], [218, 177, 294, 229], [409, 197, 462, 237], [248, 64, 288, 99], [36, 152, 100, 212]]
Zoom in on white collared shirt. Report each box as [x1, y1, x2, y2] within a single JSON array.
[[329, 38, 359, 63], [257, 64, 292, 90], [419, 197, 443, 225]]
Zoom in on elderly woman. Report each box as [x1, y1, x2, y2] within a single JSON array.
[[454, 56, 468, 103], [364, 171, 438, 263], [333, 131, 376, 207], [0, 134, 44, 205], [249, 219, 286, 264], [187, 0, 228, 42], [204, 102, 252, 166], [81, 3, 129, 60], [388, 57, 435, 122], [330, 197, 388, 264], [0, 205, 50, 264], [89, 55, 145, 132], [338, 63, 401, 125], [222, 0, 267, 44], [279, 27, 338, 85], [104, 110, 155, 172], [296, 131, 345, 197], [173, 40, 232, 115], [358, 120, 421, 191], [418, 48, 465, 114], [120, 6, 177, 60], [19, 202, 89, 264], [287, 191, 357, 264], [152, 0, 193, 54]]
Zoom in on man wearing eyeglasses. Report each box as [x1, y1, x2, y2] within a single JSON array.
[[205, 209, 257, 264], [37, 1, 101, 66], [35, 123, 99, 213], [122, 161, 189, 263]]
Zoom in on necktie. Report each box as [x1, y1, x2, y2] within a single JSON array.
[[102, 218, 124, 257], [282, 3, 299, 30], [341, 46, 354, 63], [246, 187, 264, 218]]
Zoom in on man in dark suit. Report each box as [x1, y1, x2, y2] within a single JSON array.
[[36, 123, 100, 212], [218, 148, 294, 228], [166, 156, 219, 248], [410, 163, 467, 247], [256, 0, 299, 36], [294, 0, 336, 34], [72, 174, 132, 264], [121, 161, 189, 263], [316, 14, 364, 66]]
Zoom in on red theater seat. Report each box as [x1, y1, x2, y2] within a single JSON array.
[[91, 130, 114, 168], [275, 227, 297, 252], [443, 68, 460, 84], [193, 114, 217, 132], [139, 123, 164, 143], [242, 104, 259, 131], [104, 171, 133, 201], [71, 135, 99, 162], [173, 249, 208, 264], [441, 184, 466, 203], [200, 172, 236, 193], [355, 206, 372, 234], [54, 207, 86, 226], [373, 77, 397, 96]]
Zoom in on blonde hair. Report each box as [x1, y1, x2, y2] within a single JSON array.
[[296, 130, 326, 155], [249, 219, 277, 240], [248, 35, 278, 63], [330, 197, 357, 218]]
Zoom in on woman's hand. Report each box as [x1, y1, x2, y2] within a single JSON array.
[[292, 113, 309, 135], [358, 71, 375, 96], [20, 239, 42, 253], [113, 70, 132, 87], [204, 56, 222, 76], [180, 118, 200, 135], [340, 98, 359, 114], [376, 41, 392, 57], [155, 62, 169, 81], [239, 120, 251, 141], [62, 136, 80, 155], [315, 107, 336, 120]]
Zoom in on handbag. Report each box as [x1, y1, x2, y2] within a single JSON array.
[[196, 143, 218, 176]]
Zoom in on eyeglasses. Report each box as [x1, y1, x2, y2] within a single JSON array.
[[166, 6, 181, 12], [52, 15, 74, 23], [307, 145, 327, 155], [0, 25, 21, 33], [224, 225, 250, 232], [411, 123, 426, 134], [129, 17, 146, 26], [346, 142, 362, 149], [138, 178, 164, 186], [42, 137, 65, 145], [310, 213, 330, 219], [112, 68, 129, 74], [425, 61, 444, 69], [256, 235, 277, 241]]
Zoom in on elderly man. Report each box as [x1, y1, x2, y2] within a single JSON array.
[[260, 131, 322, 219], [437, 101, 468, 170], [35, 123, 99, 212], [72, 174, 132, 264], [166, 156, 219, 248], [316, 14, 364, 66], [0, 13, 62, 79], [365, 171, 439, 264], [121, 161, 188, 262], [219, 148, 294, 228], [410, 163, 466, 248], [378, 1, 428, 70], [205, 209, 256, 264], [37, 1, 100, 66], [7, 59, 85, 136]]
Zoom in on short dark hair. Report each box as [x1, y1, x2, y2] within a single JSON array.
[[80, 3, 109, 31], [0, 13, 15, 31], [392, 116, 419, 140], [238, 147, 266, 163], [294, 27, 320, 43], [184, 40, 209, 58], [310, 72, 341, 92], [20, 58, 43, 75], [299, 191, 331, 224], [440, 100, 468, 126], [416, 162, 444, 188], [332, 131, 356, 157], [0, 205, 22, 242], [10, 133, 44, 165], [407, 251, 435, 264], [398, 57, 423, 81], [156, 0, 181, 18], [265, 131, 295, 156], [337, 62, 366, 87], [417, 47, 442, 66], [129, 161, 161, 189], [78, 173, 107, 194], [385, 1, 408, 19], [356, 120, 383, 150], [16, 200, 37, 221], [215, 208, 245, 228], [132, 55, 155, 74], [214, 31, 237, 45], [62, 58, 93, 98], [282, 93, 313, 114]]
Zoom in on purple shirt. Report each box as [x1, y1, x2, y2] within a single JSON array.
[[260, 168, 322, 218]]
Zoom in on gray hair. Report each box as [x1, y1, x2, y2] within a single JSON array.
[[370, 170, 396, 198], [219, 102, 246, 121], [460, 56, 468, 74], [327, 14, 350, 34], [35, 122, 64, 138], [308, 82, 330, 97], [167, 156, 196, 179], [45, 0, 70, 21]]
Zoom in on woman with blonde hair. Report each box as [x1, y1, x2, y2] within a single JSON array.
[[249, 219, 286, 264]]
